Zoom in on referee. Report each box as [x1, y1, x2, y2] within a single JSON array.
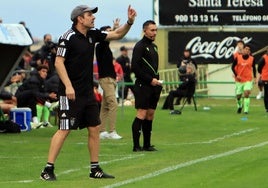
[[131, 20, 162, 152]]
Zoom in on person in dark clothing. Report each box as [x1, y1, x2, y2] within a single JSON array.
[[131, 20, 162, 152], [116, 45, 134, 100], [0, 90, 17, 114], [30, 34, 57, 78], [175, 49, 197, 105], [96, 22, 122, 140], [15, 65, 57, 127], [0, 90, 13, 100], [45, 72, 59, 97], [39, 4, 136, 181], [163, 64, 196, 114], [257, 48, 268, 112], [177, 49, 197, 71]]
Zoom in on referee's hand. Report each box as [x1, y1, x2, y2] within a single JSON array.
[[151, 78, 161, 86]]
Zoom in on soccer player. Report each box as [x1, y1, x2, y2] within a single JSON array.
[[233, 40, 245, 60], [257, 48, 268, 112], [231, 45, 256, 114]]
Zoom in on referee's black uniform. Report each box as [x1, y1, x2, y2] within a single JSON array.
[[132, 36, 161, 109], [131, 35, 162, 151]]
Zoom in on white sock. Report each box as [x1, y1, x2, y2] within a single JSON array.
[[32, 116, 39, 123], [45, 101, 52, 108]]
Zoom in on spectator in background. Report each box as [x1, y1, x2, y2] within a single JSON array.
[[4, 68, 27, 95], [96, 20, 122, 140], [257, 48, 268, 112], [36, 71, 59, 128], [163, 64, 196, 114], [15, 65, 57, 128], [113, 58, 124, 103], [18, 51, 33, 70], [0, 90, 17, 114], [93, 81, 102, 112], [176, 49, 197, 105], [31, 33, 57, 78], [116, 45, 134, 100], [0, 18, 3, 23], [177, 49, 197, 71]]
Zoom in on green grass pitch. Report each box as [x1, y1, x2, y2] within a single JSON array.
[[0, 98, 268, 188]]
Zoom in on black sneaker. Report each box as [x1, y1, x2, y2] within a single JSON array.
[[40, 166, 56, 181], [143, 145, 157, 151], [237, 107, 242, 114], [133, 146, 143, 152], [90, 167, 115, 179]]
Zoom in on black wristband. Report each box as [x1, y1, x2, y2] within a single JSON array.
[[127, 21, 133, 25]]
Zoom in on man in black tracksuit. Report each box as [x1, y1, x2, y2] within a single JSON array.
[[131, 20, 162, 152]]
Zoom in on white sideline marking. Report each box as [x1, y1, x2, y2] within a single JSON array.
[[104, 140, 268, 188], [99, 154, 144, 165], [55, 154, 144, 177], [3, 154, 144, 184], [76, 142, 127, 146], [163, 128, 258, 146]]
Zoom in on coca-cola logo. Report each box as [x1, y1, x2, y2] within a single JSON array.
[[185, 36, 252, 59]]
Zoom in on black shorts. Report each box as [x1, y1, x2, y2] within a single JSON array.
[[57, 95, 100, 130], [134, 83, 162, 110]]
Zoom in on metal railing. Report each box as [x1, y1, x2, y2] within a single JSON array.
[[158, 65, 208, 96]]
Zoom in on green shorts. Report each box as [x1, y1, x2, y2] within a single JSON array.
[[235, 81, 253, 95]]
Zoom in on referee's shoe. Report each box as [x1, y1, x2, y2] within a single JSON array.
[[90, 167, 115, 179]]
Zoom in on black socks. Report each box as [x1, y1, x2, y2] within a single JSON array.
[[132, 117, 143, 148], [142, 119, 152, 148], [132, 118, 153, 149]]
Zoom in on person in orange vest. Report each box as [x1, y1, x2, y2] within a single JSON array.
[[233, 40, 245, 60], [257, 48, 268, 112], [231, 44, 256, 114]]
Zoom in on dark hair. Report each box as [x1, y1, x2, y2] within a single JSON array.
[[43, 33, 51, 40], [142, 20, 156, 30], [236, 40, 245, 45], [37, 65, 49, 71], [244, 44, 251, 49], [99, 25, 111, 31], [184, 49, 191, 53], [120, 46, 127, 51]]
